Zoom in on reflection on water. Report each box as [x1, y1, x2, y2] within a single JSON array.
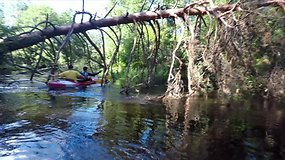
[[0, 82, 285, 159]]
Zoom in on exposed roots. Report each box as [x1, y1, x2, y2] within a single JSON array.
[[267, 67, 285, 99], [164, 71, 184, 100]]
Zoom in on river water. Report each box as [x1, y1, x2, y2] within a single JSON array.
[[0, 80, 284, 160]]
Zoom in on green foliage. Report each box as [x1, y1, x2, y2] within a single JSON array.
[[106, 0, 185, 87], [2, 0, 30, 26], [6, 2, 99, 71], [0, 2, 4, 24], [0, 0, 283, 98], [1, 3, 81, 71], [254, 56, 271, 74], [16, 5, 59, 28]]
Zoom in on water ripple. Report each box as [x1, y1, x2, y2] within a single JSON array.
[[2, 120, 30, 131]]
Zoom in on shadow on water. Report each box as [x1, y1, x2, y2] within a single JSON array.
[[0, 79, 284, 159]]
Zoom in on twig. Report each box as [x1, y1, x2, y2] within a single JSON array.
[[104, 1, 118, 18]]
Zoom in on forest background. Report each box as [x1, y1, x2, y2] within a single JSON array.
[[0, 0, 284, 100]]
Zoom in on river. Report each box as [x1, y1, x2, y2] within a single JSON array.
[[0, 80, 284, 160]]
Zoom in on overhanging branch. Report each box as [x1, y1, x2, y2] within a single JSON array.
[[0, 0, 283, 54]]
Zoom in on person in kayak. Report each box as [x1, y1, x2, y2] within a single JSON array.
[[80, 66, 102, 81], [58, 64, 84, 82]]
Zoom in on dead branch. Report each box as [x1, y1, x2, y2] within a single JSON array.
[[1, 2, 252, 54], [107, 26, 121, 80], [82, 32, 104, 67], [78, 33, 103, 68], [147, 0, 155, 11], [6, 60, 43, 75], [165, 20, 185, 99], [146, 20, 160, 85], [30, 41, 45, 80], [121, 21, 138, 95], [104, 1, 118, 18]]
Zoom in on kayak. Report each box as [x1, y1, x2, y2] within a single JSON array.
[[47, 78, 103, 90]]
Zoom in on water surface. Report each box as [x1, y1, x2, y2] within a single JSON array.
[[0, 81, 284, 160]]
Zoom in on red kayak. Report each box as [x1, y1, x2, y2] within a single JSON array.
[[47, 78, 103, 90]]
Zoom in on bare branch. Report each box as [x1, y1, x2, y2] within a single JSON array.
[[104, 1, 118, 18], [82, 32, 104, 68]]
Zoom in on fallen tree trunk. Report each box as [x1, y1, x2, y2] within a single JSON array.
[[0, 3, 239, 54], [0, 0, 283, 54]]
